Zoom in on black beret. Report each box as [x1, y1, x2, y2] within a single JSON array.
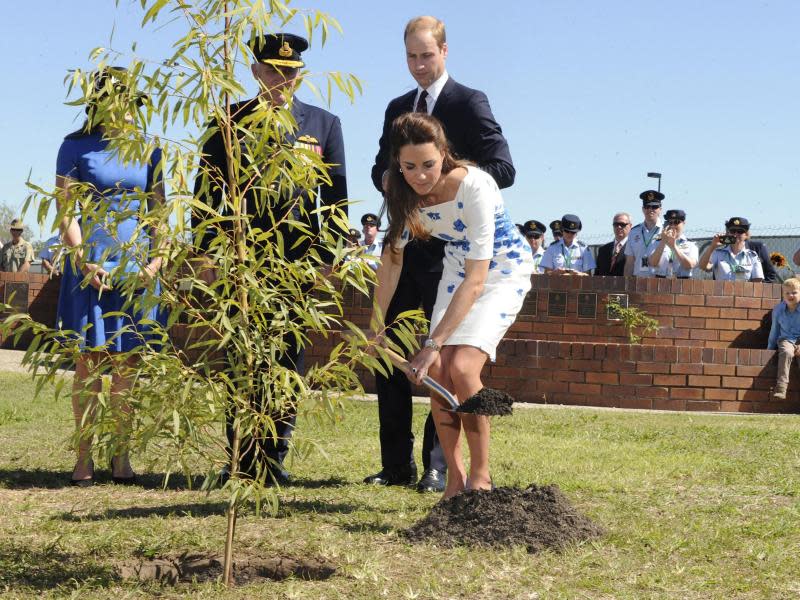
[[250, 33, 308, 68], [549, 220, 563, 234], [561, 214, 582, 232], [361, 213, 380, 227], [640, 190, 665, 207], [725, 217, 750, 231], [522, 219, 546, 236], [664, 209, 686, 222]]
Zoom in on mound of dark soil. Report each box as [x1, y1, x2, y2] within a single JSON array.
[[117, 552, 335, 586], [455, 387, 514, 416], [403, 484, 602, 553]]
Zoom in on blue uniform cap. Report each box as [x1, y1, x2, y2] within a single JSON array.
[[560, 214, 582, 232], [250, 33, 308, 68]]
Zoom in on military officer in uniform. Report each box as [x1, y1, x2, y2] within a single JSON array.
[[192, 33, 348, 484], [541, 214, 595, 275], [549, 220, 563, 243], [367, 15, 515, 493], [360, 213, 383, 271], [698, 217, 764, 281], [521, 219, 546, 273], [624, 190, 664, 278], [648, 209, 698, 278], [0, 219, 34, 273]]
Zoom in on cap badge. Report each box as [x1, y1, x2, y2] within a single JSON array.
[[647, 192, 654, 201], [279, 41, 293, 57], [733, 219, 740, 225]]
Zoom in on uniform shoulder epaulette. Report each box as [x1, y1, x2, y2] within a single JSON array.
[[577, 240, 586, 247]]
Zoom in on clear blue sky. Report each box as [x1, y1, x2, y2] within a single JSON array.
[[2, 0, 799, 244]]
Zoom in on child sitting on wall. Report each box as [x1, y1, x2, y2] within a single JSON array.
[[768, 278, 800, 400]]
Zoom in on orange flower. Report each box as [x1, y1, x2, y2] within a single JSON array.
[[770, 252, 787, 267]]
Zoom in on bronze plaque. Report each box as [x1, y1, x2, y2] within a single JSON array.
[[3, 282, 29, 313], [521, 290, 538, 316], [606, 293, 629, 321], [577, 292, 597, 319], [547, 291, 567, 317]]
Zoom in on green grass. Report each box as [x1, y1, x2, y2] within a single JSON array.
[[1, 371, 800, 598]]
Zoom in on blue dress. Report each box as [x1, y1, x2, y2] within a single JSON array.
[[397, 167, 535, 361], [55, 131, 164, 351]]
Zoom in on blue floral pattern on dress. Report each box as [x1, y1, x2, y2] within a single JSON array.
[[426, 211, 441, 220], [447, 283, 455, 293], [452, 219, 467, 232]]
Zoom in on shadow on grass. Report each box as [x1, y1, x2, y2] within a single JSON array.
[[0, 469, 206, 490], [0, 544, 116, 591], [58, 501, 228, 522]]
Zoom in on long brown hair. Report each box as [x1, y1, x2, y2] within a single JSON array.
[[384, 112, 470, 249]]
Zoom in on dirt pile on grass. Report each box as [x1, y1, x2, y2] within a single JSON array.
[[117, 552, 335, 585], [455, 387, 514, 416], [403, 484, 602, 553]]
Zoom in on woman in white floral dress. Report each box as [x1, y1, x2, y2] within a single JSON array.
[[371, 113, 534, 498]]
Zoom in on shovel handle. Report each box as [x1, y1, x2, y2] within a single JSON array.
[[382, 347, 460, 411]]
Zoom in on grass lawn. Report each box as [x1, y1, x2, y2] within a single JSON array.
[[1, 371, 799, 598]]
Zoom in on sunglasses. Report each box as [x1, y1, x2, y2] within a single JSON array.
[[526, 233, 542, 240], [612, 222, 630, 228], [727, 229, 747, 235], [666, 219, 684, 225], [10, 228, 22, 233]]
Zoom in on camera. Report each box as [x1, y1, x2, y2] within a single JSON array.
[[718, 234, 735, 245]]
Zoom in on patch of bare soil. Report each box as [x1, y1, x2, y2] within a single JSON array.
[[117, 552, 336, 586], [455, 388, 514, 416], [403, 484, 603, 553]]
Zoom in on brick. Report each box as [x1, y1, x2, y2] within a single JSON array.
[[569, 382, 602, 395], [688, 375, 721, 387], [703, 364, 737, 376], [658, 305, 691, 317], [721, 401, 753, 412], [620, 373, 653, 386], [704, 388, 738, 401], [671, 363, 704, 375], [722, 376, 754, 389], [737, 389, 771, 401], [638, 386, 669, 398], [602, 360, 638, 373], [704, 319, 735, 330], [734, 297, 762, 309], [636, 361, 671, 374], [736, 365, 773, 377], [554, 370, 585, 383], [674, 294, 704, 306], [619, 397, 653, 409], [586, 372, 619, 385], [674, 317, 706, 328], [706, 296, 734, 307], [536, 380, 570, 394], [654, 374, 687, 386], [563, 324, 595, 335], [570, 359, 603, 371], [690, 306, 721, 318], [670, 387, 704, 399], [602, 384, 638, 398], [690, 329, 719, 340], [686, 400, 721, 411], [490, 367, 521, 378], [653, 398, 687, 411]]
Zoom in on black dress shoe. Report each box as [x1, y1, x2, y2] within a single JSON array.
[[363, 465, 418, 486], [416, 469, 446, 493]]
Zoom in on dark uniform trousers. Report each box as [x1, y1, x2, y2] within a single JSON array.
[[376, 238, 447, 474]]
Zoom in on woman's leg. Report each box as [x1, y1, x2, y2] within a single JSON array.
[[71, 352, 101, 481], [429, 347, 466, 498], [109, 354, 136, 479], [449, 346, 491, 490]]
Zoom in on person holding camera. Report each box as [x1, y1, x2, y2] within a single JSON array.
[[698, 217, 764, 281], [648, 209, 698, 278], [624, 190, 664, 278]]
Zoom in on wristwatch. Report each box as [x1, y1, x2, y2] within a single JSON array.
[[423, 338, 440, 352]]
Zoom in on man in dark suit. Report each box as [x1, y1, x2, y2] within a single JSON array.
[[367, 15, 514, 493], [745, 239, 779, 283], [192, 33, 347, 484], [595, 212, 632, 276]]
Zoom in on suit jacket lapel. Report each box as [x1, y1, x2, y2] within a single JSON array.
[[431, 77, 456, 117]]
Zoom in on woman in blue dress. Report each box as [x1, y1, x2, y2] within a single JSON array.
[[372, 113, 534, 499], [55, 68, 164, 486]]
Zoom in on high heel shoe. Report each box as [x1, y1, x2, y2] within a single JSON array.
[[70, 459, 94, 487], [110, 457, 137, 485]]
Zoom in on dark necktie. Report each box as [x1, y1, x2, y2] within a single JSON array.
[[610, 242, 622, 270], [415, 90, 429, 113]]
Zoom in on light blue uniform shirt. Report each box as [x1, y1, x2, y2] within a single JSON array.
[[531, 246, 545, 274], [767, 301, 800, 349], [540, 238, 596, 273], [652, 236, 699, 278], [710, 247, 764, 281], [624, 221, 663, 277]]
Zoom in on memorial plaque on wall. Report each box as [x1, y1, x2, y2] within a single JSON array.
[[606, 293, 629, 320], [577, 292, 598, 319], [521, 290, 538, 316], [3, 282, 29, 313], [547, 291, 567, 317]]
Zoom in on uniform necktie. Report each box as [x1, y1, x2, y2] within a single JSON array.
[[415, 90, 429, 113]]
